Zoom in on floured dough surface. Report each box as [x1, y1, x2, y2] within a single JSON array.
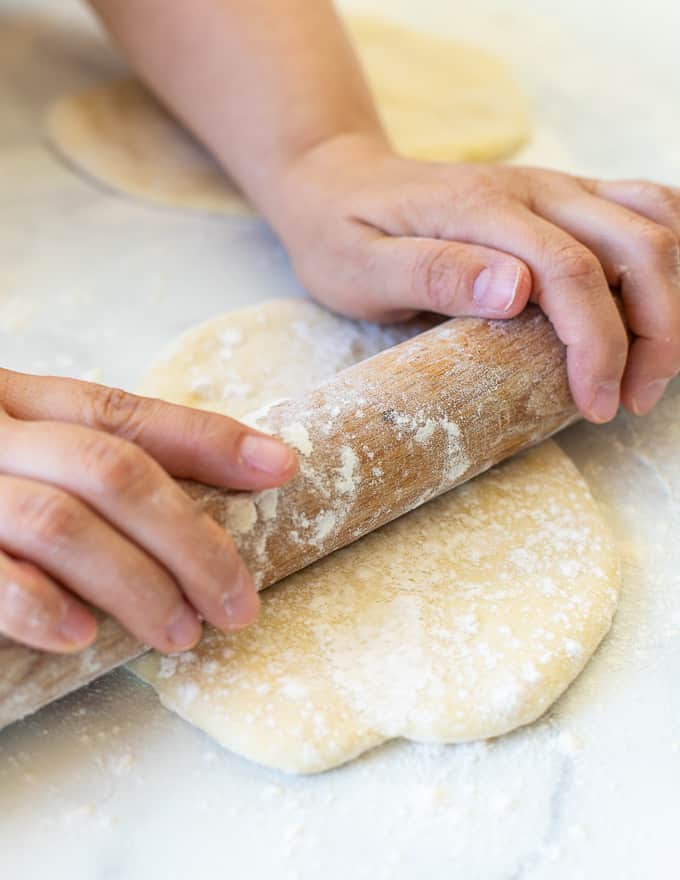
[[131, 299, 620, 774], [46, 16, 529, 214], [139, 297, 435, 416]]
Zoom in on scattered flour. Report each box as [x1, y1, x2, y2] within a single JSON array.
[[279, 422, 313, 457], [130, 299, 620, 775], [224, 497, 258, 535]]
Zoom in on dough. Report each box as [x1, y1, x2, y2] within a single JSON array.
[[138, 298, 435, 416], [47, 79, 252, 216], [345, 16, 530, 162], [46, 16, 530, 214], [131, 299, 620, 774]]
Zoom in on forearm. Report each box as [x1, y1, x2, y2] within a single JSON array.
[[88, 0, 387, 220]]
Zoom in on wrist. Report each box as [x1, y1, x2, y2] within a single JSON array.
[[261, 129, 393, 242]]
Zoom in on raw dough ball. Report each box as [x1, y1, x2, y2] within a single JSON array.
[[131, 299, 620, 774], [46, 16, 529, 214]]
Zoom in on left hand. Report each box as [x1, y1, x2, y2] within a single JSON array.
[[274, 134, 680, 424]]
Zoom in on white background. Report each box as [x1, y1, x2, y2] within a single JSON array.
[[1, 1, 679, 877]]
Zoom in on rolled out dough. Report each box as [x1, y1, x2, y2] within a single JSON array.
[[132, 299, 620, 774], [46, 16, 530, 214]]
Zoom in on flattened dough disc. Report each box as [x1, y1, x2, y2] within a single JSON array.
[[132, 299, 620, 774], [46, 16, 530, 214]]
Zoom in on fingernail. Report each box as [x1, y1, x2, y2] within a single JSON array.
[[59, 603, 97, 647], [590, 381, 620, 423], [223, 567, 260, 630], [631, 378, 670, 416], [472, 266, 521, 313], [241, 434, 295, 474], [167, 605, 201, 649]]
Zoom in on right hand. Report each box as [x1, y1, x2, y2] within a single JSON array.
[[277, 138, 680, 422], [0, 369, 298, 654]]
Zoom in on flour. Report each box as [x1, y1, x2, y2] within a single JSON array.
[[224, 496, 257, 535], [335, 446, 359, 495], [217, 327, 242, 351], [312, 511, 338, 544], [254, 489, 279, 522], [279, 422, 313, 457], [414, 419, 436, 443], [131, 299, 620, 774]]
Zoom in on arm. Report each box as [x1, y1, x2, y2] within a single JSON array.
[[89, 0, 680, 423], [87, 0, 385, 216]]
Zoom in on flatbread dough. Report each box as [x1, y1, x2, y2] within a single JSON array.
[[131, 299, 620, 774], [46, 16, 530, 214]]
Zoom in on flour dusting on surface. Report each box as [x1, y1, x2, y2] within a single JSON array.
[[131, 298, 621, 775]]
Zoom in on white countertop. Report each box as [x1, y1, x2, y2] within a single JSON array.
[[1, 1, 679, 878]]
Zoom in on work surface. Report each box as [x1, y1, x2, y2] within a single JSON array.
[[2, 0, 680, 877]]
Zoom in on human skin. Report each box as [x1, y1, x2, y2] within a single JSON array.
[[2, 0, 678, 653], [0, 372, 296, 652]]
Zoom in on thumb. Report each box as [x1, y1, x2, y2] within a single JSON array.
[[358, 236, 533, 321]]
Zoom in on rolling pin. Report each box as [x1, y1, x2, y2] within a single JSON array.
[[0, 306, 580, 729]]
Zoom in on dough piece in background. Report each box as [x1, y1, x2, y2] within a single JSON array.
[[46, 16, 530, 213], [345, 16, 530, 162], [47, 79, 252, 215], [131, 298, 620, 774]]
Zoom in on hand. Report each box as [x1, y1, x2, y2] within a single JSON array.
[[276, 135, 680, 423], [0, 370, 297, 654]]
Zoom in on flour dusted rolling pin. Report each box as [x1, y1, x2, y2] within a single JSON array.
[[0, 306, 580, 729]]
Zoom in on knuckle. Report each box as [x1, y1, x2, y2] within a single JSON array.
[[630, 180, 679, 212], [551, 243, 604, 290], [20, 489, 84, 544], [82, 434, 151, 498], [636, 223, 679, 261], [413, 244, 461, 313], [447, 166, 504, 200], [452, 181, 516, 220], [85, 384, 148, 439]]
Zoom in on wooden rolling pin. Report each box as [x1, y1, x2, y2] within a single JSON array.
[[0, 306, 580, 729]]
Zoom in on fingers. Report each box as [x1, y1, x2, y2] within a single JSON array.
[[589, 179, 680, 239], [524, 215, 629, 422], [349, 233, 533, 322], [0, 416, 260, 644], [0, 372, 297, 490], [530, 179, 680, 415], [429, 202, 628, 422], [0, 475, 205, 653], [0, 550, 97, 653]]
